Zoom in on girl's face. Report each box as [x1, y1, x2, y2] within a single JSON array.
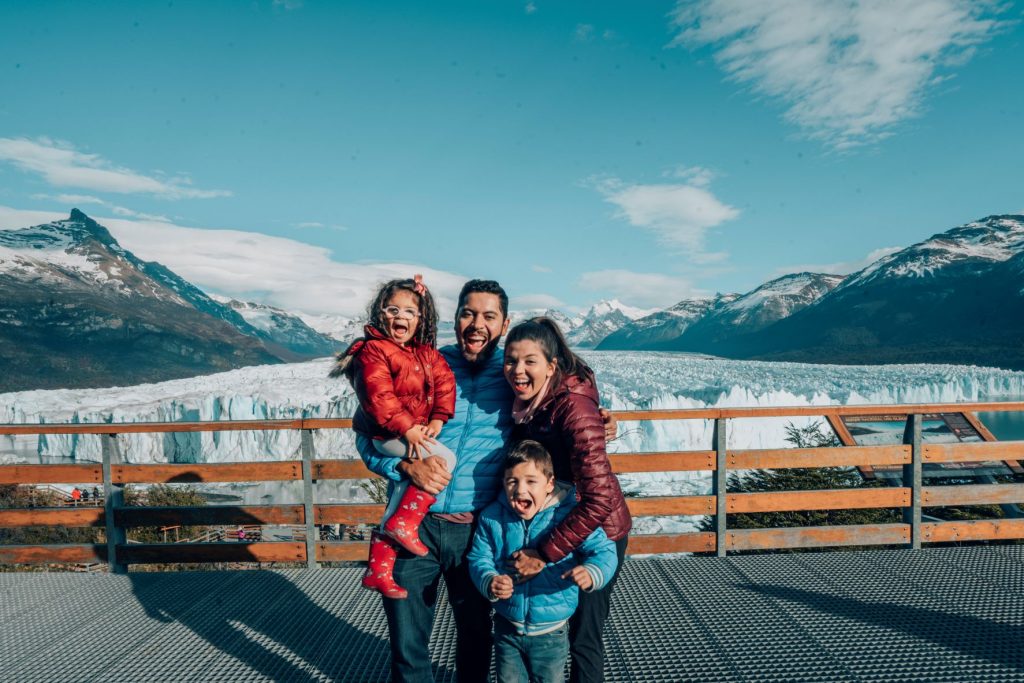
[[504, 339, 556, 401], [382, 289, 420, 346]]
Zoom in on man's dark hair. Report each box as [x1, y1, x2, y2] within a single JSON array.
[[457, 279, 509, 319], [503, 439, 554, 480]]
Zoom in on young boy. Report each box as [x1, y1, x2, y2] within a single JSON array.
[[468, 440, 619, 683]]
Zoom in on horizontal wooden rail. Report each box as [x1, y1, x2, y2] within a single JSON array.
[[316, 504, 385, 525], [923, 442, 1024, 463], [922, 519, 1024, 542], [727, 524, 911, 551], [609, 452, 715, 472], [0, 544, 107, 564], [115, 505, 304, 527], [610, 401, 1024, 421], [728, 445, 911, 469], [625, 496, 715, 516], [317, 541, 371, 562], [313, 460, 379, 480], [727, 488, 909, 514], [112, 462, 302, 484], [0, 464, 103, 485], [118, 541, 306, 564], [922, 484, 1024, 507], [627, 533, 716, 554], [0, 508, 105, 527]]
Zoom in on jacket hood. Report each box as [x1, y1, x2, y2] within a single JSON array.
[[531, 368, 598, 415]]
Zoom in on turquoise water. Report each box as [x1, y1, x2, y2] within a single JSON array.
[[976, 410, 1024, 441]]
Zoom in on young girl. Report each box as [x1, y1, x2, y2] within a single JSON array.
[[331, 275, 457, 599], [502, 317, 632, 681]]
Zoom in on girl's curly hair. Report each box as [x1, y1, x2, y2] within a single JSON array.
[[329, 277, 439, 380]]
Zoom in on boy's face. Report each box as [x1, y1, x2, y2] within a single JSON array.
[[504, 460, 555, 520]]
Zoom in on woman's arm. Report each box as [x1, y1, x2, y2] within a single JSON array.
[[539, 392, 621, 563]]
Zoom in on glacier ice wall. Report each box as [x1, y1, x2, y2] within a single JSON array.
[[1, 352, 1023, 468]]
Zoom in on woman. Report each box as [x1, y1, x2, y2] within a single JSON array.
[[503, 317, 632, 683]]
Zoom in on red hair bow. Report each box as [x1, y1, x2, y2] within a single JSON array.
[[413, 274, 427, 296]]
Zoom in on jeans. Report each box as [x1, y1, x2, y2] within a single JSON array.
[[568, 535, 628, 683], [493, 615, 569, 683], [384, 514, 493, 683]]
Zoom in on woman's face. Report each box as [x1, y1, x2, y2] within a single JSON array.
[[504, 339, 556, 401]]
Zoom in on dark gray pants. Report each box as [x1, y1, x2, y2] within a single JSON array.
[[569, 535, 628, 683]]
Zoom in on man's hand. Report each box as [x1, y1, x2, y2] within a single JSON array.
[[562, 565, 593, 591], [398, 455, 451, 495], [490, 574, 514, 600], [599, 408, 618, 442], [404, 425, 436, 459], [507, 548, 545, 582]]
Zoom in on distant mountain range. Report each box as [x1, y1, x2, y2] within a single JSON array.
[[2, 210, 1022, 391], [601, 215, 1024, 370], [0, 210, 343, 391]]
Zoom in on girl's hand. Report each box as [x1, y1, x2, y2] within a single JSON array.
[[425, 419, 444, 438], [507, 549, 545, 582], [562, 565, 593, 591], [404, 425, 436, 459], [490, 574, 514, 600]]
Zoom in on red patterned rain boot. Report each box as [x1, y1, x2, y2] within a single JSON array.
[[382, 485, 436, 556], [362, 531, 408, 599]]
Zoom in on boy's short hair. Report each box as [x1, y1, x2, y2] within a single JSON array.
[[504, 440, 554, 480]]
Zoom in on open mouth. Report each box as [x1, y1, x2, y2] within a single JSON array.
[[511, 497, 533, 515], [391, 321, 410, 336], [463, 332, 487, 353], [511, 378, 531, 394]]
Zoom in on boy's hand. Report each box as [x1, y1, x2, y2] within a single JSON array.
[[599, 408, 617, 442], [404, 425, 436, 459], [562, 565, 593, 591], [424, 419, 444, 438], [490, 574, 514, 600]]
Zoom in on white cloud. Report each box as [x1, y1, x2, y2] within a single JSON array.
[[31, 193, 106, 205], [0, 205, 466, 319], [292, 221, 348, 232], [772, 245, 903, 278], [0, 137, 231, 199], [531, 264, 552, 273], [511, 293, 565, 310], [591, 174, 740, 258], [575, 24, 595, 41], [578, 269, 699, 308], [671, 0, 1007, 148], [525, 2, 537, 15]]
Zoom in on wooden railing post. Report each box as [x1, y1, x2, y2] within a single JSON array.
[[101, 433, 127, 573], [300, 429, 318, 569], [903, 413, 923, 549], [713, 418, 728, 557]]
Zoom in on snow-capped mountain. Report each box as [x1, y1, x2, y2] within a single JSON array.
[[598, 294, 739, 350], [723, 215, 1024, 368], [214, 297, 341, 360], [0, 210, 280, 391], [297, 312, 364, 345], [511, 300, 652, 348]]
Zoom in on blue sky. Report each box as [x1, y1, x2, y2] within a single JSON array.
[[1, 0, 1022, 318]]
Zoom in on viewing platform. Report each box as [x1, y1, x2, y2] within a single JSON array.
[[3, 546, 1023, 682], [3, 401, 1024, 680]]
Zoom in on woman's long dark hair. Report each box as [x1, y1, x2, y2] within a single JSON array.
[[329, 277, 439, 380], [504, 317, 592, 385]]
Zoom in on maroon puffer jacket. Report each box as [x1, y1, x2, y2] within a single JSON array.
[[512, 370, 632, 562], [348, 325, 456, 440]]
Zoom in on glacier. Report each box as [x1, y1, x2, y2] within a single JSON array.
[[2, 351, 1022, 534]]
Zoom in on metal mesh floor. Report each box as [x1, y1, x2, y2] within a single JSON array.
[[2, 545, 1023, 682]]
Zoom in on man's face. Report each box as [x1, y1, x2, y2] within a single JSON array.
[[455, 292, 509, 364]]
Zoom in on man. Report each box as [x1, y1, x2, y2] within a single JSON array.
[[358, 279, 512, 683], [358, 279, 618, 682]]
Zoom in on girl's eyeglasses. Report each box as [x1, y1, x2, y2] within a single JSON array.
[[382, 306, 420, 319]]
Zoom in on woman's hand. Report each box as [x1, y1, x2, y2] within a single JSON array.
[[403, 425, 436, 459], [506, 549, 545, 582], [424, 419, 444, 438], [599, 408, 617, 442], [490, 574, 514, 600], [562, 565, 593, 591]]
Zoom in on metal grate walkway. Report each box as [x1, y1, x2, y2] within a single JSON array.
[[2, 545, 1023, 682]]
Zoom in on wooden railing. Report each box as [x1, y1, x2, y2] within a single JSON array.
[[2, 401, 1023, 571]]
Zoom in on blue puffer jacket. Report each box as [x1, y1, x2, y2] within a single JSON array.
[[357, 345, 513, 514], [468, 483, 618, 636]]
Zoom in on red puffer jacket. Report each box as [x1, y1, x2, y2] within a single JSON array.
[[348, 326, 456, 440], [512, 370, 632, 562]]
